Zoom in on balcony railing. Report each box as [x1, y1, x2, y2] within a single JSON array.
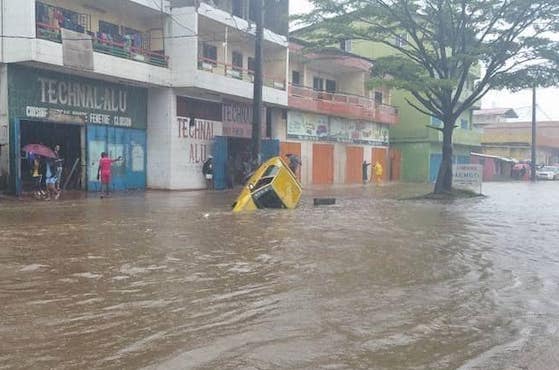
[[36, 22, 168, 68], [288, 84, 399, 125], [197, 57, 286, 91]]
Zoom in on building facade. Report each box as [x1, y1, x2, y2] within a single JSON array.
[[148, 0, 289, 191], [0, 0, 170, 194], [349, 39, 482, 183], [481, 121, 559, 165], [0, 0, 290, 194], [279, 41, 398, 185]]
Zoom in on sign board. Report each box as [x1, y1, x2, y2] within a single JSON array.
[[453, 164, 483, 193], [8, 65, 147, 129], [222, 100, 266, 138], [287, 111, 389, 146]]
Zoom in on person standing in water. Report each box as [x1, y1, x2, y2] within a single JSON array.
[[362, 161, 371, 184], [97, 152, 122, 198]]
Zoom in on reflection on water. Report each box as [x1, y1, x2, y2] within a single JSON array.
[[1, 182, 559, 369]]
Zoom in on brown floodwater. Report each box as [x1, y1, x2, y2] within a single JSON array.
[[1, 182, 559, 369]]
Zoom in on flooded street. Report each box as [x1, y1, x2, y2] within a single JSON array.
[[1, 182, 559, 369]]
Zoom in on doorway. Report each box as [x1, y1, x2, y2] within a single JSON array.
[[20, 120, 83, 193]]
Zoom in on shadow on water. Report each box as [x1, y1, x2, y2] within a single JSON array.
[[1, 182, 559, 369]]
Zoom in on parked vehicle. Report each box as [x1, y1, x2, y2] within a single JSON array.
[[535, 166, 559, 180]]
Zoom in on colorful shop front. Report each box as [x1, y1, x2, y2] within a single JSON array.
[[281, 110, 390, 185], [8, 65, 147, 195]]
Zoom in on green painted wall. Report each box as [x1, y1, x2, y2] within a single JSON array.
[[393, 142, 430, 182]]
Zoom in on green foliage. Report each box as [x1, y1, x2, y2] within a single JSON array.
[[297, 0, 559, 124]]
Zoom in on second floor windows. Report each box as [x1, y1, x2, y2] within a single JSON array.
[[325, 79, 336, 93], [232, 51, 243, 71], [292, 71, 301, 85], [203, 44, 218, 65], [313, 77, 324, 91], [374, 91, 384, 104], [314, 77, 336, 93]]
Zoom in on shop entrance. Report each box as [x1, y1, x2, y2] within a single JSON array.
[[213, 137, 280, 190], [20, 120, 83, 193]]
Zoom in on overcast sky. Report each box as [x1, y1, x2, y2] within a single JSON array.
[[289, 0, 312, 15], [288, 0, 559, 120]]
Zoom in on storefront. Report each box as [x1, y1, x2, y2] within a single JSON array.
[[176, 96, 279, 190], [7, 65, 147, 195], [285, 110, 390, 185]]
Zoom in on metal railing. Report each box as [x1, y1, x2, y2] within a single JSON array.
[[288, 84, 399, 124], [36, 22, 169, 68], [197, 57, 286, 91]]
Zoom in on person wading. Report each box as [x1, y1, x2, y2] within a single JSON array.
[[362, 161, 371, 184], [97, 152, 122, 198], [202, 156, 214, 190], [373, 161, 384, 186]]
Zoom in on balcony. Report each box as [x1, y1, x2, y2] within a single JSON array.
[[197, 57, 286, 91], [35, 2, 168, 68], [288, 84, 399, 125]]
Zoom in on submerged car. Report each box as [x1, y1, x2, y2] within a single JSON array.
[[232, 156, 302, 212], [536, 166, 559, 180]]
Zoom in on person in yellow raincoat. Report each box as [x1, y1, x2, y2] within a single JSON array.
[[373, 161, 383, 185]]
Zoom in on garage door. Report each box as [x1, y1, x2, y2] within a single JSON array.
[[313, 143, 334, 185], [346, 146, 364, 184]]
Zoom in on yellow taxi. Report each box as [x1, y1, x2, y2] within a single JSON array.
[[232, 156, 302, 212]]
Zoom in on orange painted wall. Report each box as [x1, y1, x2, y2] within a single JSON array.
[[312, 144, 334, 184], [346, 146, 364, 184]]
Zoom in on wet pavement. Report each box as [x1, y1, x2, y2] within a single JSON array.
[[1, 182, 559, 370]]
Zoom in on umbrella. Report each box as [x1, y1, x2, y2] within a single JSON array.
[[22, 144, 57, 159]]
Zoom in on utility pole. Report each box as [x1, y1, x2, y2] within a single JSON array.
[[531, 85, 537, 182], [251, 0, 264, 167]]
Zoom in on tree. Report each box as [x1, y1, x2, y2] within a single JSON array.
[[298, 0, 559, 193]]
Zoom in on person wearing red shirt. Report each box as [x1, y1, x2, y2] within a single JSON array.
[[97, 152, 122, 198]]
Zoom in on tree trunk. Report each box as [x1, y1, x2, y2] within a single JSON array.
[[433, 125, 454, 194]]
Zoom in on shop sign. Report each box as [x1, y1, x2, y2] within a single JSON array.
[[287, 111, 389, 145], [8, 65, 147, 129], [453, 164, 483, 193], [222, 100, 266, 138], [177, 117, 223, 164]]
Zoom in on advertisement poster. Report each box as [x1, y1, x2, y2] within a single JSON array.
[[287, 111, 329, 140], [288, 111, 389, 146]]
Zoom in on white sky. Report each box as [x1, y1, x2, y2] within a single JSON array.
[[288, 0, 559, 120], [289, 0, 312, 15]]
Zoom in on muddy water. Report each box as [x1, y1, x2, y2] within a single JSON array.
[[1, 182, 559, 370]]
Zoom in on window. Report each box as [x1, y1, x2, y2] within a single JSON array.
[[461, 118, 469, 129], [249, 0, 258, 21], [292, 70, 301, 85], [232, 0, 243, 17], [340, 39, 352, 52], [313, 77, 324, 91], [248, 57, 255, 74], [232, 51, 243, 71], [202, 43, 217, 64], [325, 79, 336, 93], [394, 33, 408, 47], [431, 116, 443, 127], [99, 20, 119, 37], [374, 91, 383, 104]]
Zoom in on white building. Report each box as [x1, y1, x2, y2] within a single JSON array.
[[0, 0, 289, 194]]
